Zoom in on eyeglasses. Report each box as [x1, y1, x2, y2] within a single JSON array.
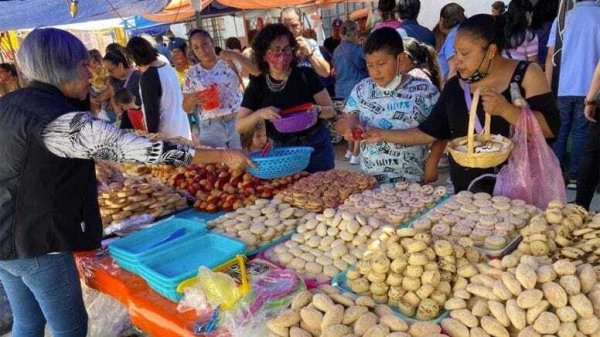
[[268, 46, 295, 54]]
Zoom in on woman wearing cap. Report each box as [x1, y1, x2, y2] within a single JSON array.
[[0, 28, 251, 337], [324, 19, 343, 55]]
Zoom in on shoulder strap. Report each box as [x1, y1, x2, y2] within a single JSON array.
[[511, 61, 530, 87]]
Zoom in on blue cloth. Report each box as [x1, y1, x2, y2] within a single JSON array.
[[547, 1, 600, 97], [332, 40, 368, 98], [438, 26, 459, 80], [280, 126, 335, 173], [396, 19, 436, 47], [552, 96, 589, 180], [0, 253, 87, 337], [199, 118, 242, 149]]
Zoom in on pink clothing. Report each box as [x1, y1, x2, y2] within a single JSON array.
[[503, 34, 539, 61], [373, 20, 402, 31]]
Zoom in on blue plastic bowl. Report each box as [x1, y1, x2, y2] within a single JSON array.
[[248, 146, 314, 179]]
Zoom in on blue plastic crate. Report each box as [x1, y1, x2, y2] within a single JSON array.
[[137, 233, 246, 289], [108, 218, 206, 265], [247, 146, 313, 179]]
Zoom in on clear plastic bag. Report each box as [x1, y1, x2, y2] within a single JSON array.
[[494, 107, 566, 209], [219, 269, 306, 337], [178, 266, 242, 314]]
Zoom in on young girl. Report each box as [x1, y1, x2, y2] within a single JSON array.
[[336, 28, 443, 183], [241, 119, 269, 153], [114, 88, 146, 131]]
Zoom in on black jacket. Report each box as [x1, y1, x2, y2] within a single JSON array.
[[0, 81, 101, 260]]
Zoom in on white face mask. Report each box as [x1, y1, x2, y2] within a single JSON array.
[[376, 73, 403, 92]]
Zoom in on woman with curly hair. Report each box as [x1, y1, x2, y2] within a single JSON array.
[[236, 24, 336, 172]]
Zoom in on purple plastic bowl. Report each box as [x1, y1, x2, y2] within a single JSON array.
[[272, 110, 317, 133]]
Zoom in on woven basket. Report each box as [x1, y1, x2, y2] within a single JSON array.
[[447, 88, 513, 169]]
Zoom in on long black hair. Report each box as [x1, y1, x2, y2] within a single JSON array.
[[504, 0, 535, 50], [403, 38, 442, 89], [252, 23, 298, 74]]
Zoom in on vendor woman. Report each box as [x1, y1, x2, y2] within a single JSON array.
[[360, 14, 560, 193], [236, 24, 337, 173], [0, 28, 251, 337]]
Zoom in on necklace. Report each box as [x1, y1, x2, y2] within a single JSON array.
[[265, 73, 289, 92]]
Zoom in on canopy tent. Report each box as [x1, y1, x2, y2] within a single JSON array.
[[123, 16, 171, 36], [0, 0, 169, 30], [144, 0, 211, 23], [217, 0, 313, 10]]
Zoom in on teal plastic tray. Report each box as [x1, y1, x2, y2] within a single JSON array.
[[108, 218, 206, 263], [137, 233, 245, 288], [174, 209, 225, 222], [331, 269, 449, 324]]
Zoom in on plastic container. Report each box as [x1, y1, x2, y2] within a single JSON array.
[[174, 209, 225, 223], [272, 110, 317, 133], [137, 233, 246, 289], [331, 269, 449, 324], [108, 218, 207, 273], [248, 147, 314, 179]]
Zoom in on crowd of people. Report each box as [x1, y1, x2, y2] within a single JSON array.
[[0, 0, 598, 335]]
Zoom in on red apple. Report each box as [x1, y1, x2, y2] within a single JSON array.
[[206, 195, 219, 204], [206, 203, 217, 213]]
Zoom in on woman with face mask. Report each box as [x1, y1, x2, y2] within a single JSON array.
[[237, 24, 336, 173], [335, 28, 442, 184], [348, 15, 560, 193]]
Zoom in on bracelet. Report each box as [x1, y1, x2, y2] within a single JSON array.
[[584, 98, 597, 106]]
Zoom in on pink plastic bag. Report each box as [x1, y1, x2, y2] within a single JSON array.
[[494, 108, 566, 209]]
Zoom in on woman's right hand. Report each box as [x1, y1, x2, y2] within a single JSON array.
[[222, 150, 256, 170], [256, 107, 281, 121]]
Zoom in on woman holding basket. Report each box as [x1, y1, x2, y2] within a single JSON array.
[[340, 14, 560, 193]]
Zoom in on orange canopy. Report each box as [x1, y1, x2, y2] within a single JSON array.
[[144, 0, 211, 23]]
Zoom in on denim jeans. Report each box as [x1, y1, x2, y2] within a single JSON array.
[[0, 253, 87, 337], [576, 120, 600, 209], [280, 125, 335, 173], [199, 118, 241, 149], [552, 96, 588, 180]]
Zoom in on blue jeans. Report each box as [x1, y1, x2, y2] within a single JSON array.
[[0, 253, 87, 337], [199, 118, 241, 149], [281, 125, 335, 173], [552, 96, 588, 180]]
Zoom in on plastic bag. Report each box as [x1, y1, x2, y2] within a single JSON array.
[[82, 283, 132, 337], [220, 269, 306, 337], [178, 266, 242, 313], [494, 107, 566, 209]]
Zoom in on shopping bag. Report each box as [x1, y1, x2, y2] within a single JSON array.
[[494, 107, 566, 209]]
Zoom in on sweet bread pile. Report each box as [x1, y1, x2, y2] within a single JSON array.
[[98, 178, 188, 226], [413, 191, 538, 251], [347, 227, 483, 320], [206, 198, 312, 252], [278, 170, 378, 212], [338, 183, 447, 226]]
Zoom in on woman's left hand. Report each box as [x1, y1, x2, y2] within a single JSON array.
[[363, 128, 387, 143], [481, 88, 515, 117]]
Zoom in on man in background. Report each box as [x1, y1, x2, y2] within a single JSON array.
[[324, 18, 343, 54], [396, 0, 435, 47]]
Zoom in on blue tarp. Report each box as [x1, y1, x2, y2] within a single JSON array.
[[0, 0, 169, 30], [124, 16, 170, 36]]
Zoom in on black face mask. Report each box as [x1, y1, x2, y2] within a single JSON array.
[[459, 46, 493, 84]]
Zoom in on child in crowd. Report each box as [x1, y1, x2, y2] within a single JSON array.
[[241, 119, 269, 153], [114, 88, 146, 131], [336, 28, 444, 184]]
